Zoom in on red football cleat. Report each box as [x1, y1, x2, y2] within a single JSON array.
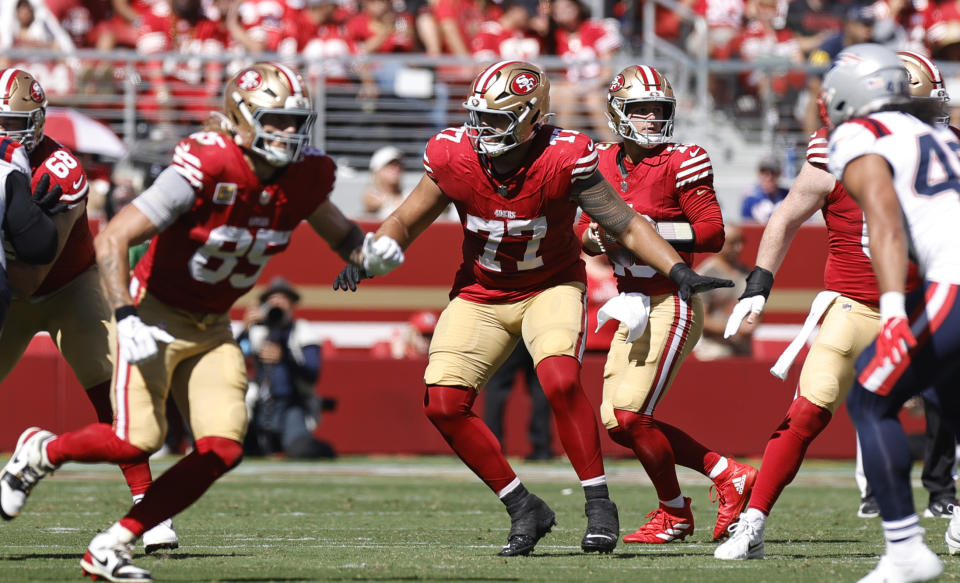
[[710, 460, 758, 541], [622, 497, 693, 544]]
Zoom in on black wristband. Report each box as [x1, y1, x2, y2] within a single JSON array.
[[115, 305, 138, 321], [668, 262, 691, 283], [742, 266, 775, 300]]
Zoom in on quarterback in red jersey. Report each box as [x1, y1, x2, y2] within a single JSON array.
[[0, 68, 179, 553], [577, 65, 758, 545], [0, 62, 375, 583], [335, 60, 732, 557], [714, 49, 945, 561]]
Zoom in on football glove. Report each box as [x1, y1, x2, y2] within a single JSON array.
[[333, 263, 372, 292], [361, 233, 404, 276], [32, 173, 68, 216], [724, 266, 774, 338], [115, 307, 174, 364], [668, 263, 734, 302], [857, 316, 917, 394]]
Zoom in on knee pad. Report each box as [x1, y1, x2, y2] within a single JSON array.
[[784, 397, 832, 441], [195, 436, 243, 474], [536, 330, 576, 357], [423, 385, 474, 424]]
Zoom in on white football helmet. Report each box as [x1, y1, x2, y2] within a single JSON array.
[[897, 50, 950, 126], [222, 62, 316, 167], [606, 65, 676, 146], [462, 60, 551, 157], [0, 68, 46, 151], [820, 43, 910, 127]]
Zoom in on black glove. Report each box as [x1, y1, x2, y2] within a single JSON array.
[[333, 263, 372, 292], [740, 266, 775, 300], [668, 263, 734, 302], [32, 173, 67, 216]]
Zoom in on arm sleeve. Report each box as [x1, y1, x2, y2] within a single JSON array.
[[131, 166, 198, 230], [3, 171, 57, 264], [679, 186, 725, 253]]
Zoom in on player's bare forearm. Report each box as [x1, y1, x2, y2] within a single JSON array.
[[95, 230, 134, 309], [308, 200, 366, 264], [576, 175, 683, 274], [841, 154, 907, 295], [94, 204, 159, 309], [376, 174, 451, 248], [756, 162, 833, 274]]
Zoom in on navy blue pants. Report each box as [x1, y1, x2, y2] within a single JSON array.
[[847, 281, 960, 522]]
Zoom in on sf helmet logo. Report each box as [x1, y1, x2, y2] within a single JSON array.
[[29, 81, 43, 103], [511, 73, 538, 95], [237, 70, 263, 91], [609, 74, 625, 92]]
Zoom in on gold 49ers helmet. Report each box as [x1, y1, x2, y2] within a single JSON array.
[[897, 50, 950, 125], [463, 60, 551, 157], [222, 62, 316, 167], [606, 65, 676, 146], [0, 68, 46, 151]]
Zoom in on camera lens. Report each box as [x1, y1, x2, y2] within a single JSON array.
[[265, 306, 286, 329]]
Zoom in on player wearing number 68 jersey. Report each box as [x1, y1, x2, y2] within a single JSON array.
[[0, 68, 181, 553], [0, 62, 371, 583], [333, 60, 733, 558]]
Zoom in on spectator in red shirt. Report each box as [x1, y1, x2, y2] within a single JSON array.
[[731, 0, 805, 105], [346, 0, 416, 53], [277, 0, 358, 85], [470, 0, 543, 61]]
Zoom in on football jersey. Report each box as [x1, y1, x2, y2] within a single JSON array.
[[423, 124, 593, 303], [30, 136, 94, 297], [553, 19, 622, 81], [133, 131, 334, 314], [806, 127, 879, 304], [580, 141, 719, 296], [470, 21, 543, 61], [828, 111, 960, 285]]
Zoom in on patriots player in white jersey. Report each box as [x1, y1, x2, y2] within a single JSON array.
[[821, 43, 960, 583]]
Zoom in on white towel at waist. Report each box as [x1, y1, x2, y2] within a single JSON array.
[[770, 290, 841, 380], [596, 292, 651, 344]]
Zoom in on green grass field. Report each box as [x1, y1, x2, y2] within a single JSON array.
[[0, 456, 955, 582]]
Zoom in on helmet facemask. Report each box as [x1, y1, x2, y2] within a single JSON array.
[[608, 98, 675, 146], [233, 93, 315, 167], [0, 108, 44, 151], [462, 61, 551, 158], [0, 68, 47, 151]]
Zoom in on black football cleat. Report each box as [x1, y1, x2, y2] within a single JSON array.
[[581, 498, 619, 553], [498, 493, 556, 557]]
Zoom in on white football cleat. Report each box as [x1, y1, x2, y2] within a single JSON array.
[[714, 511, 765, 560], [857, 546, 942, 583], [143, 518, 179, 554], [946, 505, 960, 555], [81, 524, 153, 583], [0, 427, 57, 520]]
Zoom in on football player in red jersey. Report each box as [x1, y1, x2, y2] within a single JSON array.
[[577, 65, 758, 545], [334, 60, 733, 557], [714, 49, 948, 561], [0, 68, 180, 553], [0, 62, 382, 583]]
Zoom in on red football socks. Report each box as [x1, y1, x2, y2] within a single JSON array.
[[84, 381, 153, 496], [45, 423, 147, 466], [750, 396, 832, 514], [122, 437, 242, 535], [424, 385, 518, 492], [536, 356, 605, 481], [656, 420, 722, 476], [613, 409, 682, 501]]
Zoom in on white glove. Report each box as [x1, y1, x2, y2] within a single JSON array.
[[361, 232, 404, 276], [116, 313, 175, 364], [724, 295, 766, 339]]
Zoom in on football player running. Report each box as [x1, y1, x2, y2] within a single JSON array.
[[578, 65, 758, 545], [0, 68, 180, 554], [821, 44, 959, 582], [716, 50, 952, 564], [334, 60, 733, 556], [0, 62, 374, 583]]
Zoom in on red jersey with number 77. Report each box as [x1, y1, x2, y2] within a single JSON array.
[[132, 131, 334, 314], [423, 124, 595, 303]]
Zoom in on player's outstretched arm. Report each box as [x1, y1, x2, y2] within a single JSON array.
[[724, 161, 834, 338], [574, 173, 733, 300], [376, 173, 452, 248]]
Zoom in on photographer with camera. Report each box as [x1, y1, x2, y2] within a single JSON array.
[[238, 277, 335, 458]]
